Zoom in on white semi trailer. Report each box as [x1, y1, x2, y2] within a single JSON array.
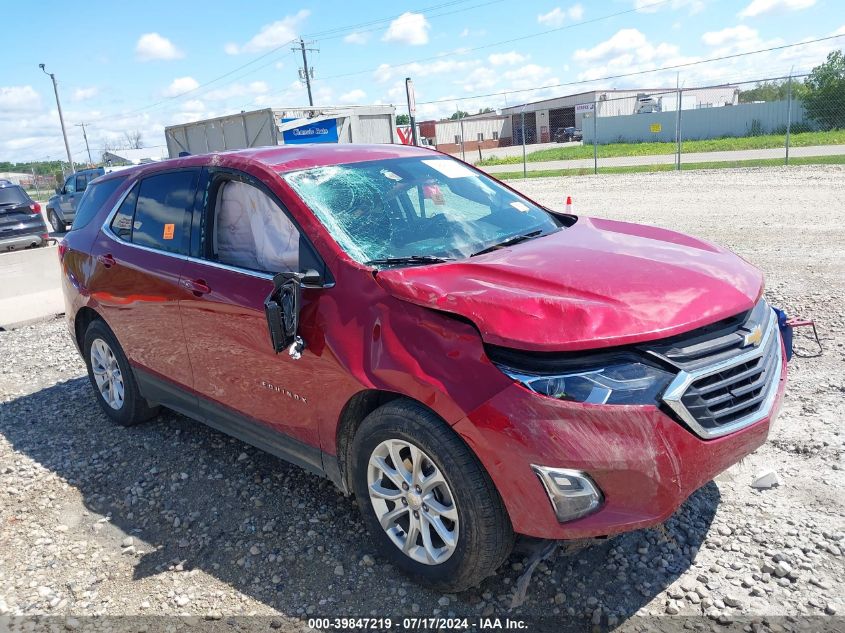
[[164, 105, 397, 158]]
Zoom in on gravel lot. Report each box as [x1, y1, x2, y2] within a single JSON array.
[[1, 165, 843, 632]]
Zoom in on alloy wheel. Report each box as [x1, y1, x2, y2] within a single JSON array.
[[90, 338, 125, 410], [367, 438, 459, 565]]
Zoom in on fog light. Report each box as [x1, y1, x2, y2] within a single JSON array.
[[531, 465, 603, 522]]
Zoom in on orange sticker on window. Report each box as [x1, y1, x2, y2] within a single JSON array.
[[163, 223, 175, 240]]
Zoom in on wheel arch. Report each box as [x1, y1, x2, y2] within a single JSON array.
[[333, 390, 510, 527], [334, 389, 403, 494], [73, 305, 104, 352]]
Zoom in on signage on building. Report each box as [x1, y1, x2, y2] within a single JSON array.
[[396, 126, 414, 145], [281, 118, 339, 144], [575, 103, 595, 114], [650, 123, 662, 133]]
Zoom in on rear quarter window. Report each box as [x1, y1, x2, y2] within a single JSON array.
[[71, 177, 127, 231], [130, 170, 197, 254], [0, 186, 28, 205]]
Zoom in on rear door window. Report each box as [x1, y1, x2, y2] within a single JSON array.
[[130, 170, 198, 254], [72, 176, 127, 230]]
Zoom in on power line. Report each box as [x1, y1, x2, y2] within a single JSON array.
[[302, 0, 479, 39], [312, 0, 674, 82], [417, 34, 845, 106], [80, 0, 506, 127], [305, 0, 507, 43]]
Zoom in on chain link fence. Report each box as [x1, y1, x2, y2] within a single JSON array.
[[453, 74, 845, 179]]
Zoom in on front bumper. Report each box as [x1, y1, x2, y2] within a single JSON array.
[[454, 348, 787, 540]]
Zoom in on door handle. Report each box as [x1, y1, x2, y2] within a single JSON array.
[[97, 253, 116, 268], [180, 278, 211, 296]]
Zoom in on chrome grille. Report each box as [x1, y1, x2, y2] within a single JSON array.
[[658, 301, 783, 439]]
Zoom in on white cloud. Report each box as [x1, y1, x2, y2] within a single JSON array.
[[538, 4, 585, 26], [538, 8, 566, 27], [227, 10, 310, 54], [163, 76, 199, 97], [488, 51, 529, 66], [205, 81, 269, 102], [339, 89, 367, 103], [572, 29, 699, 83], [634, 0, 705, 14], [72, 87, 98, 102], [182, 99, 205, 112], [383, 12, 430, 46], [375, 58, 479, 83], [344, 32, 369, 45], [574, 29, 657, 63], [135, 33, 183, 61], [739, 0, 815, 18], [0, 85, 41, 111], [701, 25, 759, 47], [700, 24, 782, 57]]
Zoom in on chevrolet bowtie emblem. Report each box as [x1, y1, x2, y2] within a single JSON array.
[[743, 324, 763, 347]]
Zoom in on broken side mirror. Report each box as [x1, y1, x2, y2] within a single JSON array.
[[264, 269, 321, 358]]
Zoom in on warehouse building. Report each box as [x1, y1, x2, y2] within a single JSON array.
[[418, 115, 512, 153], [500, 86, 740, 145]]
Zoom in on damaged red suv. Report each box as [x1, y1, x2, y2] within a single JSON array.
[[60, 145, 786, 591]]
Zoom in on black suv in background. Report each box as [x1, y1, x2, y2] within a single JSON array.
[[553, 126, 583, 143], [45, 167, 105, 233], [0, 182, 49, 252]]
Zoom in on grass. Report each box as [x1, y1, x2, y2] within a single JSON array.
[[477, 130, 845, 166], [492, 154, 845, 180]]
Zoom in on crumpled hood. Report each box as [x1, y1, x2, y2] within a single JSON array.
[[375, 216, 763, 352]]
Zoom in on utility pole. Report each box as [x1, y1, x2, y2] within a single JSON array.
[[293, 39, 318, 106], [76, 122, 93, 165], [405, 77, 418, 146], [39, 64, 74, 171]]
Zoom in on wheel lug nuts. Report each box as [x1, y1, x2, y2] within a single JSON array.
[[422, 504, 428, 512], [402, 482, 409, 491], [402, 497, 408, 505], [415, 485, 421, 493], [413, 511, 419, 519]]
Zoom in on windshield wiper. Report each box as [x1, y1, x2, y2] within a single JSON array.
[[365, 255, 455, 267], [470, 229, 545, 257]]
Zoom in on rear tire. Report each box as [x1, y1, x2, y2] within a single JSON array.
[[48, 209, 63, 233], [351, 400, 514, 592], [82, 320, 158, 426]]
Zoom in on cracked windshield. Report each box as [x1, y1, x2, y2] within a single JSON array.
[[283, 156, 562, 265]]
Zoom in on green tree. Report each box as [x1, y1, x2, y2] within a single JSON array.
[[396, 114, 410, 125], [449, 110, 469, 120], [739, 79, 808, 103], [804, 50, 845, 130], [477, 107, 495, 114]]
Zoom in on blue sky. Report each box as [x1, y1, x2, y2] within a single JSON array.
[[2, 0, 843, 163]]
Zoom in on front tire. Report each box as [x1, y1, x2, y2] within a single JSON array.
[[83, 320, 158, 426], [351, 400, 514, 591]]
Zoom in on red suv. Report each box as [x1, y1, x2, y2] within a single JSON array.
[[60, 145, 786, 591]]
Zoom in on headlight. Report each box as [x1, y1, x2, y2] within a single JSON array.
[[498, 361, 673, 405]]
